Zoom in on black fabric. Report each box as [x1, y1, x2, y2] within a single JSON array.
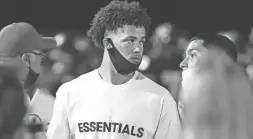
[[107, 38, 141, 75]]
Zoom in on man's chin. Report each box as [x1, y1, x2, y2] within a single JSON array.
[[182, 69, 196, 80], [181, 69, 199, 87], [129, 58, 142, 65]]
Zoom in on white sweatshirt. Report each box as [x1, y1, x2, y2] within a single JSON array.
[[13, 89, 55, 139], [47, 69, 181, 139]]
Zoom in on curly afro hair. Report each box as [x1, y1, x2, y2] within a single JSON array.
[[87, 0, 151, 49]]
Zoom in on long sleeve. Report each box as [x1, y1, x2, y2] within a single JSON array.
[[47, 85, 70, 139], [154, 93, 181, 139]]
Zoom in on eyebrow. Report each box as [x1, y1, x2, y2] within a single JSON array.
[[122, 36, 146, 40], [185, 48, 200, 55]]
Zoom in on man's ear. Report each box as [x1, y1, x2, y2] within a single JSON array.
[[102, 38, 113, 49], [21, 53, 30, 67]]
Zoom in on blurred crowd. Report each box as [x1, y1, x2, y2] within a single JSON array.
[[0, 0, 253, 137], [36, 22, 253, 103]]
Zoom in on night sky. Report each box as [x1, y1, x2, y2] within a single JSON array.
[[1, 0, 252, 37]]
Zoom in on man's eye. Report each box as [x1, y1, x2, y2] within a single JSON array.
[[190, 54, 196, 58], [127, 39, 135, 43], [139, 40, 145, 45]]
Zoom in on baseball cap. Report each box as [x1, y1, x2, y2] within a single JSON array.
[[0, 22, 56, 57], [190, 33, 238, 61]]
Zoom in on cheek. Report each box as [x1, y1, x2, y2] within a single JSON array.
[[34, 62, 42, 71], [32, 57, 42, 71], [189, 54, 210, 69], [188, 57, 199, 68], [115, 43, 134, 57], [198, 56, 215, 70], [36, 57, 42, 66]]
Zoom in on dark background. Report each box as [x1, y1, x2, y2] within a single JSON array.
[[1, 0, 253, 101], [0, 0, 252, 37]]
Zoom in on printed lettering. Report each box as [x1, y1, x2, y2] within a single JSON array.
[[83, 122, 89, 132], [97, 122, 103, 132], [76, 121, 145, 137], [90, 122, 96, 132], [118, 123, 122, 133], [103, 122, 111, 132], [111, 123, 119, 132], [137, 128, 144, 138], [130, 126, 136, 136], [122, 124, 130, 135], [78, 123, 84, 132]]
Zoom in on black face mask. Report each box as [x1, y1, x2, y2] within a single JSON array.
[[106, 38, 141, 75], [23, 66, 39, 89]]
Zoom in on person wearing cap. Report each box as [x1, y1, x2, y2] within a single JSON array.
[[179, 33, 253, 139], [0, 22, 56, 102], [0, 22, 56, 138]]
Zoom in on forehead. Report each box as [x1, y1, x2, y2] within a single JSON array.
[[108, 25, 146, 38], [186, 39, 206, 52]]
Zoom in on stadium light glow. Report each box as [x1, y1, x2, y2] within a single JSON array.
[[54, 33, 66, 47], [138, 55, 151, 71]]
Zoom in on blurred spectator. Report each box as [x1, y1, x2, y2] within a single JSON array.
[[248, 26, 253, 45], [38, 23, 190, 102], [37, 32, 103, 97], [0, 73, 26, 139], [35, 24, 253, 106], [145, 22, 189, 102], [238, 43, 253, 66], [0, 22, 57, 139], [36, 23, 190, 102], [235, 27, 253, 84]]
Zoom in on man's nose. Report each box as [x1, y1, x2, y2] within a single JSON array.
[[133, 45, 143, 53], [133, 47, 140, 53], [180, 59, 188, 69]]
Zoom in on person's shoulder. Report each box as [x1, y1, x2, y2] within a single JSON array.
[[140, 73, 175, 103], [57, 69, 98, 92], [140, 73, 168, 92], [140, 74, 177, 113], [64, 69, 98, 86]]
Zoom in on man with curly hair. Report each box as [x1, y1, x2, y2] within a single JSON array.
[[47, 1, 181, 139]]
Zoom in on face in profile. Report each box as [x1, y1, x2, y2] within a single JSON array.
[[179, 39, 214, 85], [106, 25, 146, 65], [180, 39, 253, 139], [179, 39, 224, 128], [27, 50, 46, 74]]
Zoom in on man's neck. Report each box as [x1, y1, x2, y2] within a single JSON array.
[[98, 59, 135, 85], [24, 84, 37, 100]]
